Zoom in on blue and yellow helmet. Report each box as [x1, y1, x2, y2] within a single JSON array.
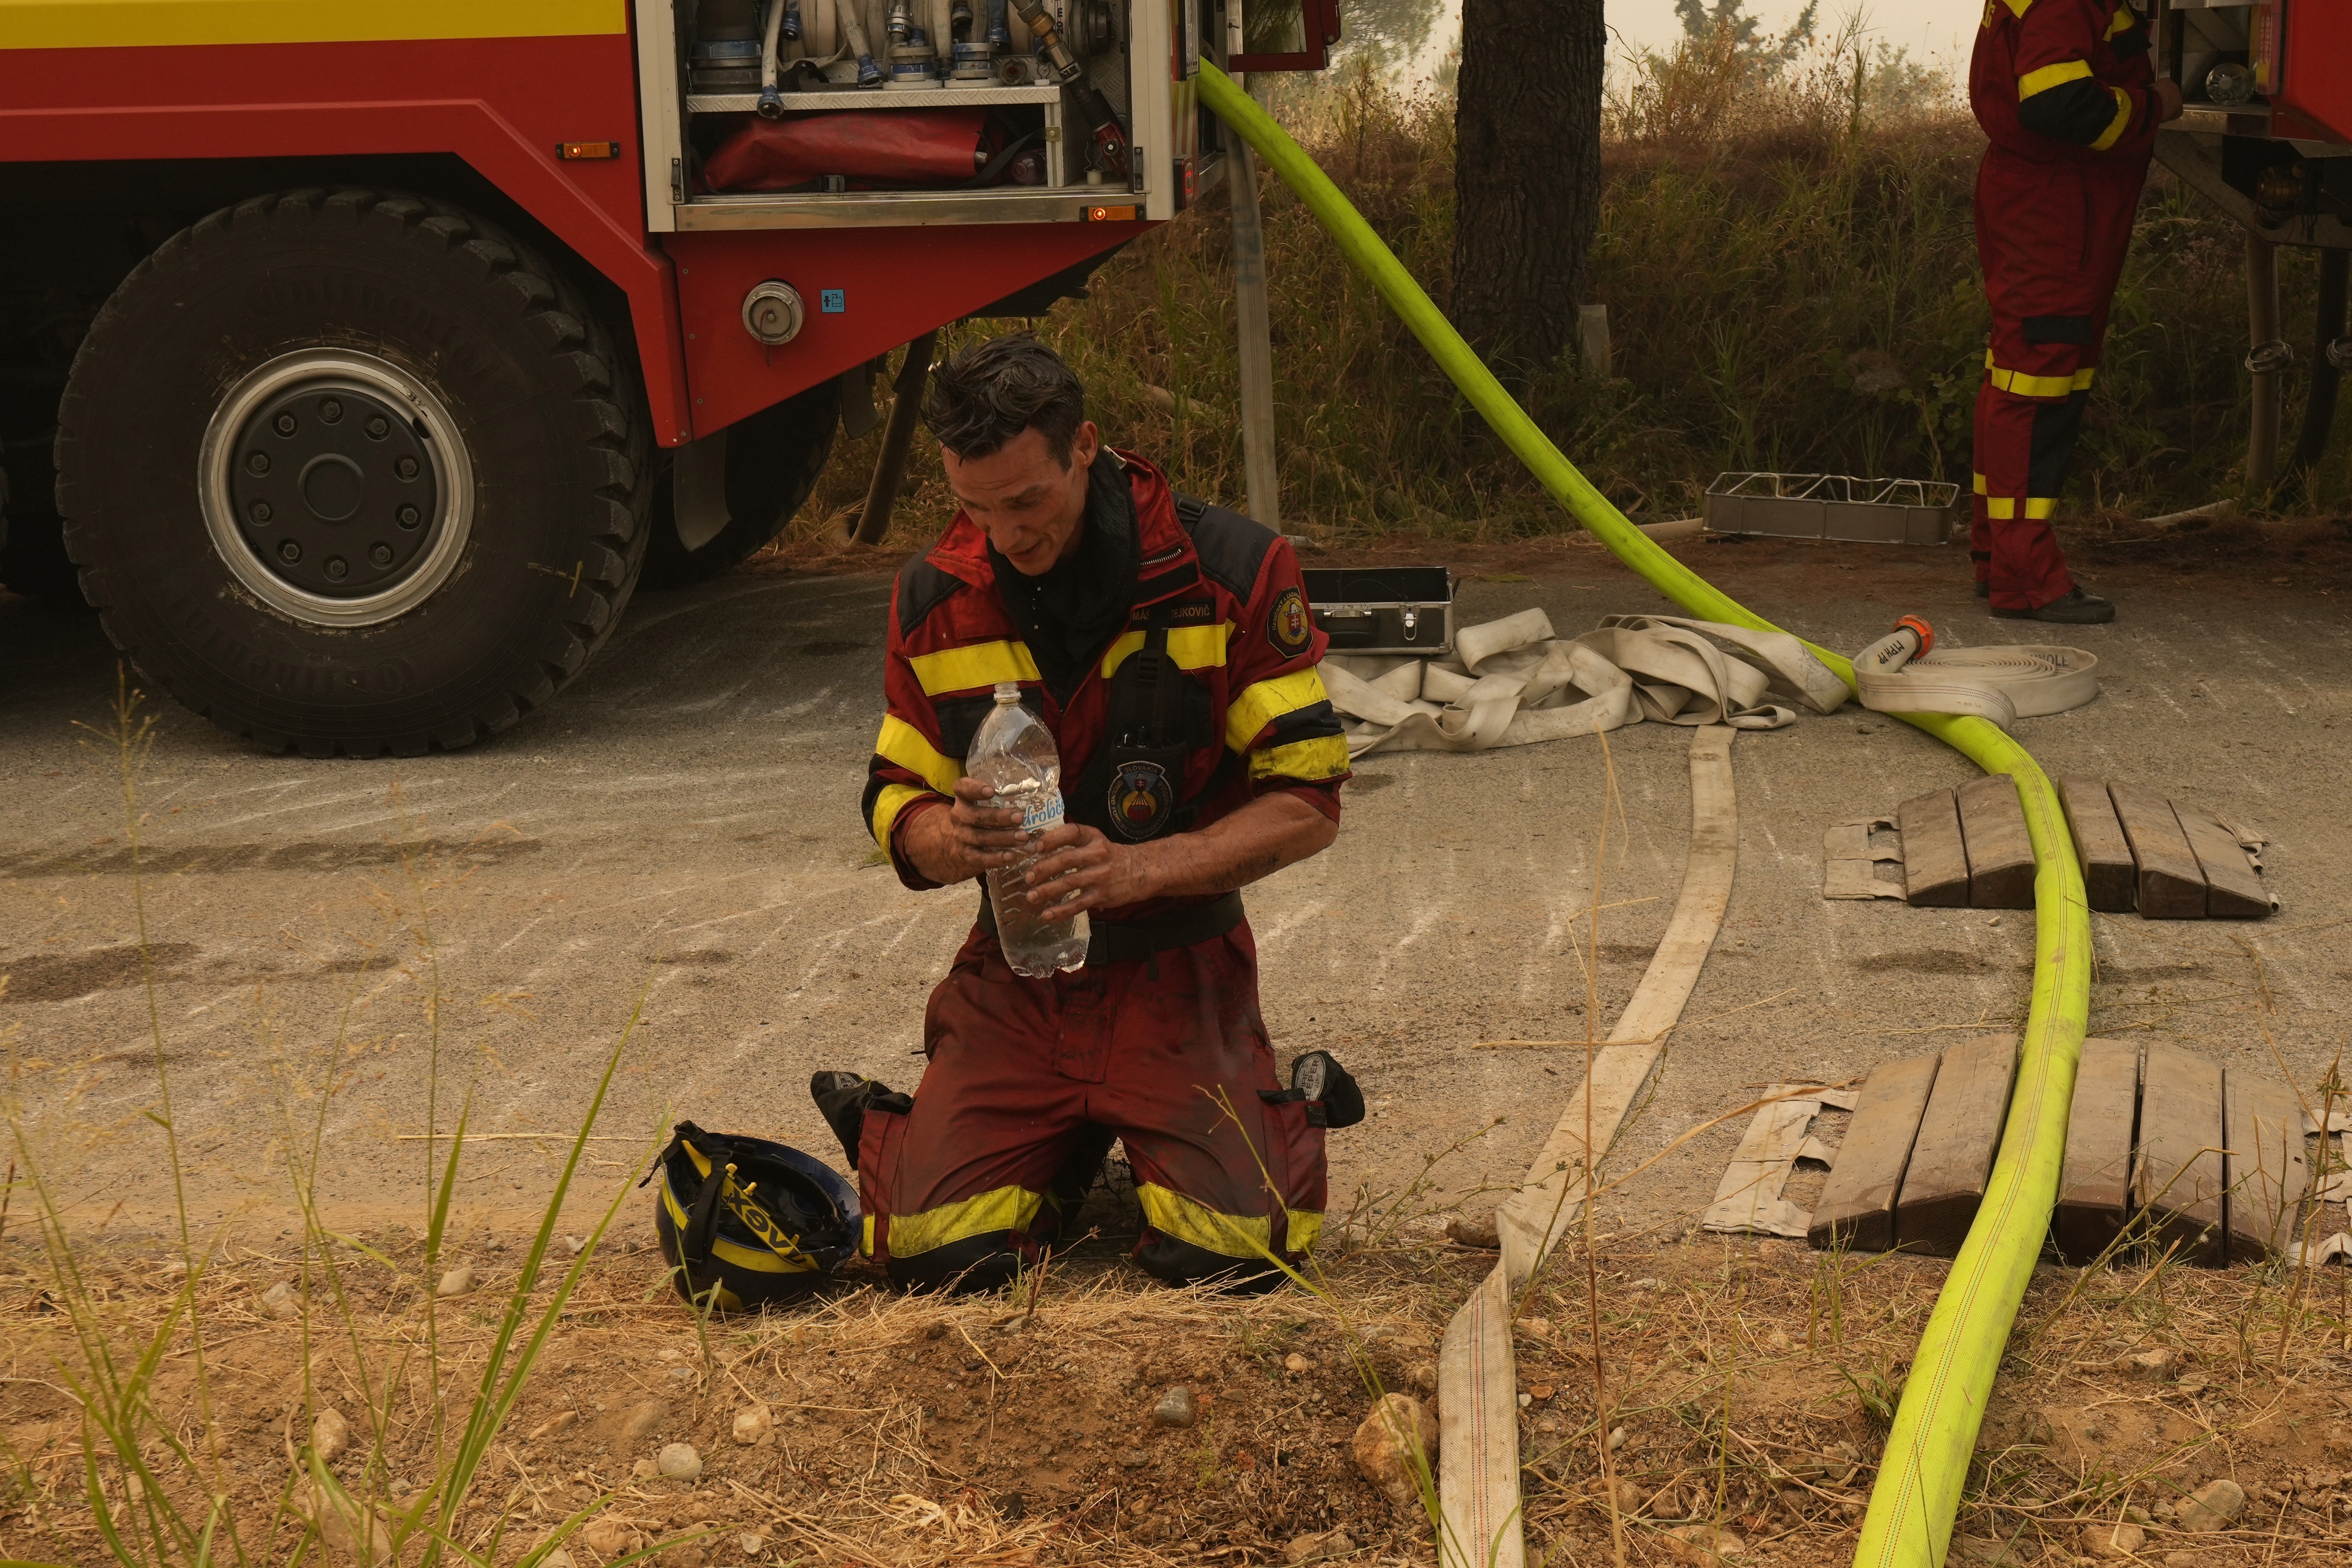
[[646, 1121, 859, 1313]]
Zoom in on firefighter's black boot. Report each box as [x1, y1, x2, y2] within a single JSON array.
[[809, 1072, 911, 1170]]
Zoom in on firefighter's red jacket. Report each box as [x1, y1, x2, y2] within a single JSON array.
[[1971, 0, 2160, 160], [861, 451, 1351, 920]]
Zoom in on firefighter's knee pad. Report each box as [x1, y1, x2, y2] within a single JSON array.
[[886, 1232, 1029, 1295], [1134, 1235, 1287, 1295]]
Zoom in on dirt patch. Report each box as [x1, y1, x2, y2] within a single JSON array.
[[9, 1219, 2352, 1567]]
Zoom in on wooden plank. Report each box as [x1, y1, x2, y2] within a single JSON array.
[[2057, 777, 2137, 914], [2054, 1039, 2139, 1265], [2135, 1044, 2226, 1265], [1897, 786, 1968, 908], [1895, 1034, 2020, 1256], [2224, 1070, 2310, 1261], [2174, 802, 2272, 919], [1956, 774, 2035, 910], [2110, 781, 2208, 920], [1809, 1052, 1940, 1253]]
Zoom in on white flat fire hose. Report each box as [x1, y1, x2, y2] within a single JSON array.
[[1852, 615, 2099, 732], [1437, 724, 1740, 1568]]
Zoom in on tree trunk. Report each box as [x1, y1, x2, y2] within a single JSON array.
[[1452, 0, 1605, 376]]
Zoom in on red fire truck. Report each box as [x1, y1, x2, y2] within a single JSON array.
[[0, 0, 1336, 754], [2151, 0, 2349, 479]]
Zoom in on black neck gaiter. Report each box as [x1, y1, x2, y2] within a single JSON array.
[[989, 451, 1142, 702]]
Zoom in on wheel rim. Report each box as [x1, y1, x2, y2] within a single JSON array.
[[198, 349, 473, 627]]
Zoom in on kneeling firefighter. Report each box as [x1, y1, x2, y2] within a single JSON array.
[[817, 335, 1362, 1295]]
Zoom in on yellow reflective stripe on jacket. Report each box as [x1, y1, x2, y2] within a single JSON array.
[[1137, 1183, 1273, 1259], [1287, 1209, 1324, 1255], [907, 639, 1041, 696], [2104, 3, 2138, 37], [1250, 732, 1351, 784], [1099, 622, 1233, 679], [1984, 352, 2097, 397], [2018, 59, 2093, 98], [1973, 472, 1989, 495], [869, 781, 933, 848], [0, 0, 625, 49], [885, 1184, 1044, 1258], [876, 714, 960, 793], [1223, 668, 1333, 754], [2089, 85, 2134, 150]]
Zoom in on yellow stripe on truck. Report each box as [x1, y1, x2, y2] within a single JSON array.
[[0, 0, 625, 50]]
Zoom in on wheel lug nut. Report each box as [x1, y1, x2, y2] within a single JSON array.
[[396, 504, 421, 529], [369, 542, 394, 567], [395, 456, 419, 480], [247, 451, 270, 475], [274, 413, 297, 436], [366, 416, 389, 438], [279, 540, 302, 563], [250, 500, 273, 524], [320, 398, 343, 422], [325, 556, 348, 581]]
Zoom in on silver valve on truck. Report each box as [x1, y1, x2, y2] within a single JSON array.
[[1011, 0, 1129, 177]]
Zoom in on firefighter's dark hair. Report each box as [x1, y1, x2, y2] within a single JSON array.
[[925, 335, 1088, 466]]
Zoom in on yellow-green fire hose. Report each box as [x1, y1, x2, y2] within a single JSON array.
[[1197, 62, 2093, 1568]]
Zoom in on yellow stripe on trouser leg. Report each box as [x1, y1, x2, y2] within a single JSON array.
[[884, 1185, 1044, 1258], [1137, 1183, 1274, 1258], [1195, 62, 2092, 1568], [1984, 352, 2096, 398]]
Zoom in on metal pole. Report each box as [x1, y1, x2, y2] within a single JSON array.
[[2289, 247, 2348, 483], [1229, 77, 1281, 528], [2244, 230, 2286, 494], [851, 329, 939, 546]]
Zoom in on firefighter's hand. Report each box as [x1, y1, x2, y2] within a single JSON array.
[[2153, 77, 2184, 122], [903, 778, 1030, 883], [1024, 823, 1152, 918]]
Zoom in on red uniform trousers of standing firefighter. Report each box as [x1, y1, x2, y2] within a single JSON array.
[[855, 451, 1352, 1292], [1969, 0, 2164, 610]]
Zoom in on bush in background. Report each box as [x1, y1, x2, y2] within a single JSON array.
[[807, 30, 2343, 547]]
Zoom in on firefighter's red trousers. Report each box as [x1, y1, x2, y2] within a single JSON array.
[[856, 923, 1326, 1292], [1971, 147, 2144, 611]]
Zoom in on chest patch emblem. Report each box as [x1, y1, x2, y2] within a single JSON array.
[[1111, 761, 1176, 840], [1269, 586, 1313, 656]]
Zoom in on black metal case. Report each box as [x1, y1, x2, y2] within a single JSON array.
[[1300, 566, 1454, 656]]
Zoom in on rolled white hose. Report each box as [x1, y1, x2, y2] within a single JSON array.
[[1852, 616, 2099, 731]]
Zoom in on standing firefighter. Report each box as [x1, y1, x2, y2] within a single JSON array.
[[814, 337, 1362, 1294], [1969, 0, 2182, 622]]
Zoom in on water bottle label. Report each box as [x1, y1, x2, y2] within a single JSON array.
[[1021, 794, 1065, 836]]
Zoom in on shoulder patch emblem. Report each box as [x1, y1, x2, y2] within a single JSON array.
[[1110, 761, 1175, 841], [1269, 586, 1313, 657]]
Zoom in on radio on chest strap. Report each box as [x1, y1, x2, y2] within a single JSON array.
[[1066, 599, 1237, 843]]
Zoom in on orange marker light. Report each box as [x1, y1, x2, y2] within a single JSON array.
[[558, 141, 623, 160], [1085, 204, 1138, 222]]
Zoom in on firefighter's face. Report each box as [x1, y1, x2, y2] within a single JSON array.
[[941, 421, 1101, 576]]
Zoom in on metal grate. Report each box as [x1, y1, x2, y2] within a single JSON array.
[[1703, 472, 1960, 544]]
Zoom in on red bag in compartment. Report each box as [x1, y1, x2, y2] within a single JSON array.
[[701, 108, 1001, 192]]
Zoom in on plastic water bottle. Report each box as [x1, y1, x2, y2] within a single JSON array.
[[967, 682, 1088, 977]]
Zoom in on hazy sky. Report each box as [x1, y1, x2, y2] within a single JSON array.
[[1381, 0, 1978, 88], [1608, 0, 1975, 65]]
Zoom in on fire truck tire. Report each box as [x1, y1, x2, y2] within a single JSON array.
[[638, 379, 842, 590], [54, 187, 651, 757], [0, 459, 88, 608]]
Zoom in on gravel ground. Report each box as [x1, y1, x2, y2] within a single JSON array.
[[3, 519, 2347, 1259]]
